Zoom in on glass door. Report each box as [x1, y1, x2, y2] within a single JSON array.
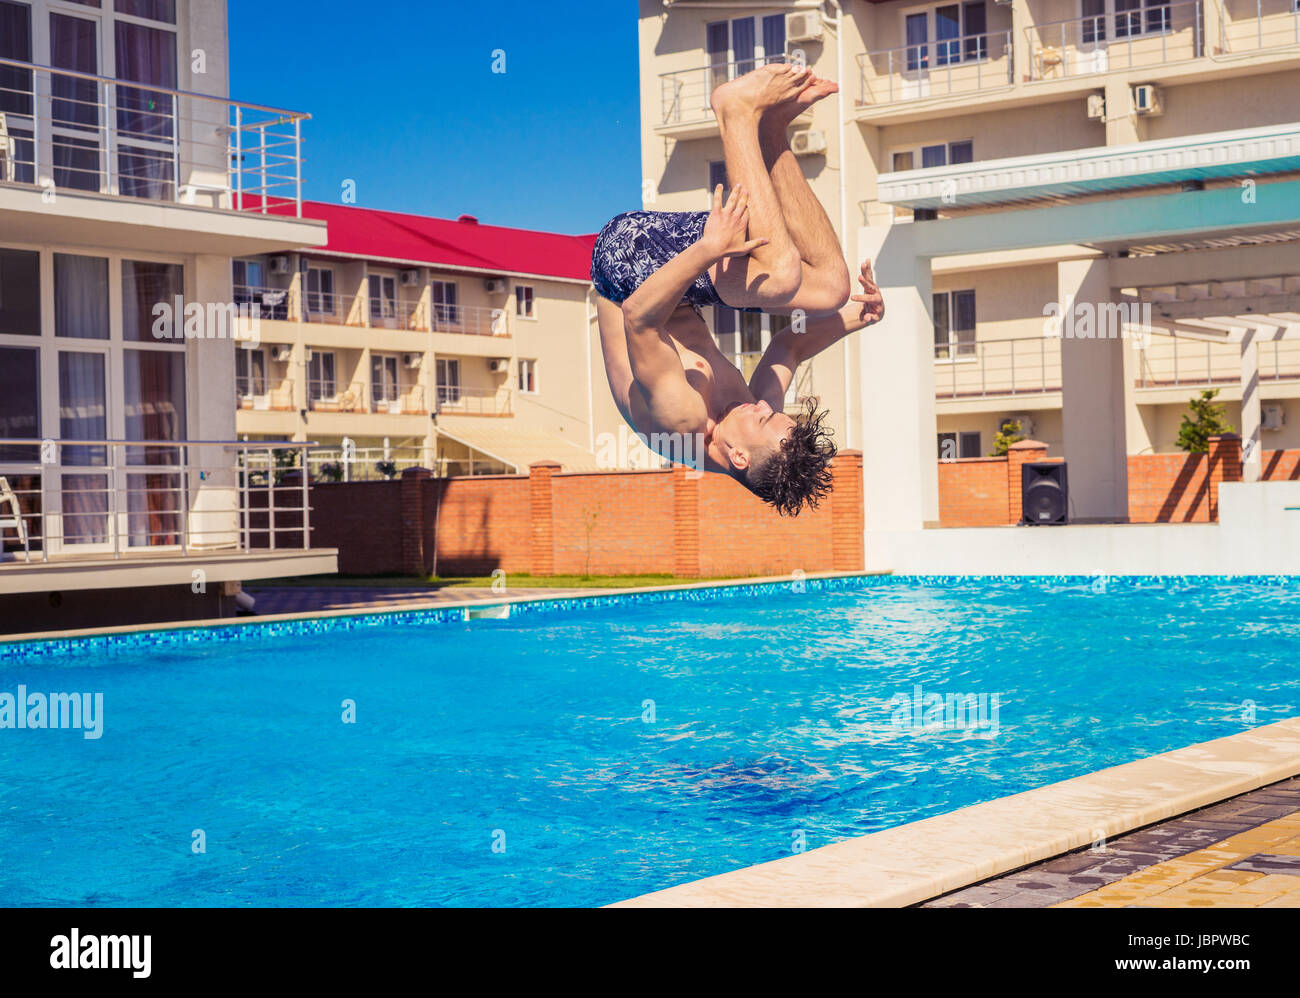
[[53, 348, 112, 554], [48, 10, 103, 193], [371, 353, 400, 412]]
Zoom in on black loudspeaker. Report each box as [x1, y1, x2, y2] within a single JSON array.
[[1021, 462, 1068, 525]]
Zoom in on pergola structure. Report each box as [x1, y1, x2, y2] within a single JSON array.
[[858, 121, 1300, 532]]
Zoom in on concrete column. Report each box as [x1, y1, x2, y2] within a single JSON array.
[[1240, 327, 1264, 483], [857, 223, 938, 532], [829, 450, 864, 571], [1010, 0, 1031, 84], [189, 253, 238, 548], [1059, 258, 1130, 522], [671, 465, 701, 578], [1103, 79, 1141, 145], [528, 460, 559, 576]]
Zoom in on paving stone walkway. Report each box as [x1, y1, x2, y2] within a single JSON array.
[[922, 776, 1300, 908]]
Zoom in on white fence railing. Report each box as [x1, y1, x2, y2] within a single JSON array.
[[0, 439, 319, 562], [934, 337, 1064, 398], [0, 56, 307, 214], [859, 31, 1013, 106], [1026, 0, 1203, 80]]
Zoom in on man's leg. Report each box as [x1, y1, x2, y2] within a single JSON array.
[[759, 77, 850, 312], [706, 65, 808, 308]]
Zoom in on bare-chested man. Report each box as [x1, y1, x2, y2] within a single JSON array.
[[591, 63, 884, 514]]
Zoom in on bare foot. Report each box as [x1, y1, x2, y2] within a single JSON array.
[[762, 74, 839, 131], [710, 63, 811, 119]]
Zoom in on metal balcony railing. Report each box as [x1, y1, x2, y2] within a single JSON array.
[[934, 337, 1064, 399], [1218, 0, 1300, 52], [434, 386, 512, 416], [0, 438, 318, 562], [236, 284, 510, 337], [236, 377, 295, 412], [0, 57, 307, 215], [1026, 0, 1203, 80], [1136, 335, 1300, 387], [858, 31, 1013, 107], [370, 383, 426, 415], [658, 55, 785, 127], [307, 380, 367, 413]]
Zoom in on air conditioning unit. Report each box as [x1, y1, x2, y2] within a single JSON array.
[[1131, 83, 1163, 116], [303, 347, 313, 361], [1086, 93, 1106, 121], [484, 278, 507, 294], [487, 358, 509, 374], [786, 11, 823, 43], [790, 128, 827, 157], [271, 344, 292, 362], [1262, 403, 1286, 431], [269, 255, 290, 275], [403, 353, 422, 370], [1006, 413, 1036, 437], [400, 269, 422, 287]]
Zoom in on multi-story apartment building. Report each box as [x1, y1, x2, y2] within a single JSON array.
[[0, 0, 334, 631], [230, 202, 617, 478], [639, 0, 1300, 528]]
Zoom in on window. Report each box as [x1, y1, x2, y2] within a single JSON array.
[[895, 140, 974, 171], [0, 1, 33, 182], [115, 0, 177, 24], [371, 354, 400, 406], [308, 350, 336, 402], [0, 249, 39, 335], [233, 259, 265, 299], [114, 20, 178, 199], [905, 2, 988, 70], [1083, 0, 1172, 44], [431, 280, 459, 326], [436, 358, 460, 404], [937, 431, 982, 460], [707, 13, 786, 90], [708, 161, 729, 199], [236, 348, 267, 398], [933, 289, 976, 359], [124, 348, 185, 458], [122, 260, 183, 341], [369, 274, 397, 321], [0, 346, 39, 461], [518, 359, 537, 394], [516, 285, 535, 319], [49, 11, 101, 191], [55, 254, 109, 340], [305, 266, 335, 315]]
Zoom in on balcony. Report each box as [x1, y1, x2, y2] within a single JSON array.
[[235, 284, 509, 337], [1026, 0, 1204, 81], [371, 382, 426, 416], [1136, 333, 1300, 388], [237, 376, 295, 412], [656, 56, 804, 139], [0, 57, 322, 255], [934, 337, 1063, 399], [435, 386, 513, 417], [857, 31, 1014, 110], [0, 439, 330, 586], [1218, 0, 1300, 53]]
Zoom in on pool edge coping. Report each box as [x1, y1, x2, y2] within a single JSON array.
[[610, 716, 1300, 908], [0, 570, 888, 648]]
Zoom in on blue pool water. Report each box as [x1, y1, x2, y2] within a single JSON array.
[[1, 576, 1298, 907]]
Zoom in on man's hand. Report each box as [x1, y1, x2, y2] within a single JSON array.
[[848, 258, 884, 327], [699, 184, 769, 261]]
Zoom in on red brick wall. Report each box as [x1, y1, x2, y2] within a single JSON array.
[[308, 451, 865, 578], [938, 458, 1010, 527], [937, 442, 1300, 527]]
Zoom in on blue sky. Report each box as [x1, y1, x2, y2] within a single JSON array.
[[228, 0, 642, 234]]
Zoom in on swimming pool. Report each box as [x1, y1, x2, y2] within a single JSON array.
[[1, 575, 1297, 907]]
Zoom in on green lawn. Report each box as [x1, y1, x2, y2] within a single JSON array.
[[252, 573, 753, 589]]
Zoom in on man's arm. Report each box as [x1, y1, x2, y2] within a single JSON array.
[[748, 258, 884, 410], [620, 185, 767, 430]]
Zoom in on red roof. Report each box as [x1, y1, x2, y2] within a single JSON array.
[[272, 200, 598, 282]]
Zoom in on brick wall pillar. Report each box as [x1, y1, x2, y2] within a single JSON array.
[[830, 449, 864, 572], [528, 461, 560, 576], [671, 464, 701, 578], [400, 467, 433, 575], [1208, 433, 1242, 522], [1007, 439, 1048, 524]]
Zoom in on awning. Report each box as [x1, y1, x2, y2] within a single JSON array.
[[434, 416, 603, 473]]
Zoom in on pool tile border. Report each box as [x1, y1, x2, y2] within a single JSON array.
[[0, 571, 882, 663], [612, 716, 1300, 908]]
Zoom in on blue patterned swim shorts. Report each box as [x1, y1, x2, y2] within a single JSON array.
[[590, 210, 727, 308]]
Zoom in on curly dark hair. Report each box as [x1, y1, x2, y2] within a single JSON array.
[[744, 398, 837, 516]]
